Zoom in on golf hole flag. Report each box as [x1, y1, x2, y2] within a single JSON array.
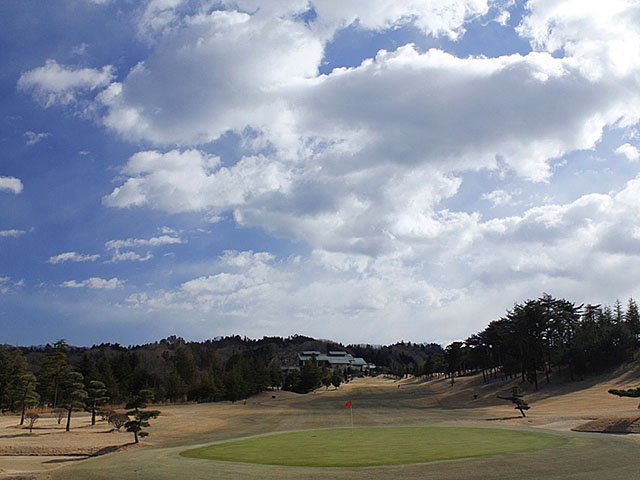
[[346, 401, 351, 407]]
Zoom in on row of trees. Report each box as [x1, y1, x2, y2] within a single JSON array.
[[0, 339, 289, 422], [443, 294, 640, 389]]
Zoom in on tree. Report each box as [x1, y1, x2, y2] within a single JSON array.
[[86, 380, 109, 425], [625, 298, 640, 352], [330, 371, 342, 389], [124, 390, 160, 444], [25, 412, 39, 433], [108, 413, 129, 431], [608, 387, 640, 408], [497, 386, 530, 417], [3, 348, 39, 425], [58, 371, 88, 432], [38, 340, 71, 408], [52, 407, 67, 425], [269, 362, 284, 390], [14, 373, 39, 426]]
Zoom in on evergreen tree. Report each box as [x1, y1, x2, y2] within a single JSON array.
[[330, 371, 342, 389], [497, 386, 530, 417], [624, 298, 640, 348], [124, 389, 160, 444], [13, 373, 39, 426], [608, 387, 640, 408], [268, 362, 284, 390], [38, 340, 71, 408], [86, 380, 109, 425], [58, 371, 88, 431], [2, 348, 38, 423]]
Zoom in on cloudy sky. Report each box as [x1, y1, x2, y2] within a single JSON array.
[[2, 0, 640, 347]]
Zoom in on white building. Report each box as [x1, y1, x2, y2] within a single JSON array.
[[297, 350, 374, 373]]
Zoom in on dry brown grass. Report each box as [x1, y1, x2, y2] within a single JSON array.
[[1, 362, 640, 479]]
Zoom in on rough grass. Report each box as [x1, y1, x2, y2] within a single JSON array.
[[181, 426, 568, 467]]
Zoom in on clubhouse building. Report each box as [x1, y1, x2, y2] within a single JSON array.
[[298, 350, 374, 374]]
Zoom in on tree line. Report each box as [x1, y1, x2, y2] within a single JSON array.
[[2, 292, 638, 424], [442, 293, 640, 389]]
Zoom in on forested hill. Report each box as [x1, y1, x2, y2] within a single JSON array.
[[1, 334, 443, 408], [3, 293, 639, 411]]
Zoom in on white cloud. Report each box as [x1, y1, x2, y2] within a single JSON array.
[[24, 131, 51, 145], [61, 277, 125, 289], [615, 143, 640, 162], [108, 251, 153, 263], [0, 276, 25, 295], [48, 252, 100, 264], [0, 177, 24, 194], [120, 173, 640, 343], [0, 229, 26, 238], [104, 150, 292, 213], [103, 232, 182, 262], [518, 0, 640, 78], [100, 9, 323, 144], [105, 233, 184, 249], [18, 59, 115, 107], [482, 189, 513, 207]]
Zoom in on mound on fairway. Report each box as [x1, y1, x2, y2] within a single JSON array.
[[181, 426, 567, 467]]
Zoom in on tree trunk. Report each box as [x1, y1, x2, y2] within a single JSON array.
[[66, 406, 72, 432], [91, 404, 96, 426]]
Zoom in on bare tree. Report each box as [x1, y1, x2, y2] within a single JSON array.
[[108, 413, 130, 431], [25, 412, 39, 432], [52, 408, 66, 425]]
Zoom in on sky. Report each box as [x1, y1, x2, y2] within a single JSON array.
[[2, 0, 640, 347]]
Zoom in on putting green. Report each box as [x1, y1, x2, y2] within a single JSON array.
[[181, 426, 568, 467]]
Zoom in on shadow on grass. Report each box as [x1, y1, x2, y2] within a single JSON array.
[[485, 416, 524, 421]]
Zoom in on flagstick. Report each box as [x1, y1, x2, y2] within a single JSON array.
[[350, 404, 353, 432]]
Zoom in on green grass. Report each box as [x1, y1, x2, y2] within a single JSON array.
[[181, 426, 568, 467]]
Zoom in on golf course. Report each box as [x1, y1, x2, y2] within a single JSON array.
[[2, 363, 640, 479]]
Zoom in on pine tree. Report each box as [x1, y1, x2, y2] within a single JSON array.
[[608, 387, 640, 408], [269, 362, 284, 390], [124, 389, 160, 444], [14, 373, 40, 426], [3, 348, 39, 424], [86, 380, 109, 425], [59, 371, 88, 431], [38, 340, 72, 408], [624, 298, 640, 349], [497, 386, 530, 417]]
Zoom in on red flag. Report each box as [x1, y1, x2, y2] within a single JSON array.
[[346, 401, 351, 407]]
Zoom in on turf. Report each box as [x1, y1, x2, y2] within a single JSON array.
[[181, 426, 568, 467]]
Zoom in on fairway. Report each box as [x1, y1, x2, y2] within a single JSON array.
[[181, 426, 568, 467]]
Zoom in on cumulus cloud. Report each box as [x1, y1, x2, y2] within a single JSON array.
[[100, 9, 323, 144], [121, 174, 640, 342], [18, 59, 115, 107], [61, 277, 125, 289], [615, 143, 640, 162], [104, 150, 292, 213], [518, 0, 640, 78], [47, 252, 100, 264], [0, 177, 24, 194]]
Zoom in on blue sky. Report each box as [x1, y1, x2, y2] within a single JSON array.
[[2, 0, 640, 347]]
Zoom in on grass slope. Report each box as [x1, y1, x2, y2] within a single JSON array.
[[181, 426, 568, 467]]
